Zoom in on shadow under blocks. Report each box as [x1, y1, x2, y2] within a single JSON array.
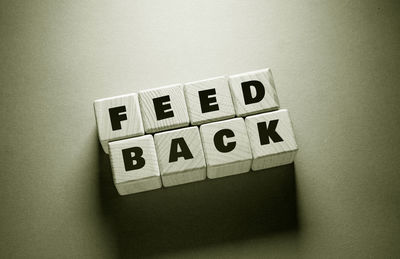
[[97, 143, 299, 257]]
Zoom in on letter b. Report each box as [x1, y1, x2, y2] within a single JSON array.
[[122, 147, 146, 171]]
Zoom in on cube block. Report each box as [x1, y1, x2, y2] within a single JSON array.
[[94, 93, 144, 153], [154, 126, 206, 187], [245, 109, 298, 171], [108, 135, 162, 195], [200, 118, 252, 179], [184, 76, 235, 125], [139, 84, 190, 133], [229, 68, 280, 117]]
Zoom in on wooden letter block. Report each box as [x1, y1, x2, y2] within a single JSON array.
[[184, 76, 235, 125], [245, 109, 298, 171], [94, 93, 144, 153], [108, 135, 161, 195], [154, 126, 206, 187], [228, 68, 280, 116], [139, 84, 189, 133], [200, 118, 252, 179]]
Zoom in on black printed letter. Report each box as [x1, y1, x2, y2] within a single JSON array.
[[199, 88, 219, 113], [122, 147, 145, 171], [153, 95, 174, 120], [169, 137, 194, 162], [241, 80, 265, 105], [257, 120, 283, 145], [109, 106, 127, 130], [213, 129, 236, 153]]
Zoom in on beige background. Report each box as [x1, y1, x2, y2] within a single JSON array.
[[1, 1, 399, 258]]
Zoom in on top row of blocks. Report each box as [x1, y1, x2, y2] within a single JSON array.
[[94, 68, 280, 153]]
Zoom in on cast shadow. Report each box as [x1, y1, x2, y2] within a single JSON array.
[[97, 143, 299, 258]]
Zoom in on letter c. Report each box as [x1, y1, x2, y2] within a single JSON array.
[[213, 129, 236, 153]]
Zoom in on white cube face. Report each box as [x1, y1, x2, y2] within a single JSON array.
[[94, 93, 144, 153], [184, 76, 235, 125], [229, 68, 280, 117], [108, 135, 161, 195], [154, 126, 206, 187], [200, 118, 252, 178], [139, 84, 190, 133], [245, 109, 298, 171]]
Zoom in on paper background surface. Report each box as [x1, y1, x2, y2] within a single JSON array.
[[1, 1, 399, 257]]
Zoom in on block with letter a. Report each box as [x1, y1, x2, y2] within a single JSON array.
[[229, 68, 280, 117], [94, 93, 144, 154], [245, 109, 298, 171], [154, 126, 206, 187], [108, 135, 162, 195]]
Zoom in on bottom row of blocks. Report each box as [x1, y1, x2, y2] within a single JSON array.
[[109, 109, 298, 195]]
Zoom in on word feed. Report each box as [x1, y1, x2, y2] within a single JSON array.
[[94, 68, 298, 195]]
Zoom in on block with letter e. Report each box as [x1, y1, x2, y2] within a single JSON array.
[[229, 68, 279, 116], [108, 135, 162, 195], [245, 109, 298, 171], [139, 84, 189, 134], [184, 76, 235, 125], [94, 93, 144, 154], [154, 126, 206, 187]]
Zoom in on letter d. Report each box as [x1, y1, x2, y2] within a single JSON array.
[[241, 80, 265, 105]]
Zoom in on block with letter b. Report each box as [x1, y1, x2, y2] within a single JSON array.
[[245, 109, 298, 171], [229, 68, 280, 117], [184, 76, 235, 125], [200, 118, 252, 179], [154, 126, 206, 187], [94, 93, 144, 154], [108, 135, 162, 195], [139, 84, 190, 134]]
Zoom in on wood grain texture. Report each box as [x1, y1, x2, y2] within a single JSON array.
[[228, 68, 280, 117], [139, 84, 189, 133], [245, 109, 298, 171], [108, 135, 161, 195], [94, 93, 144, 154], [184, 76, 235, 125], [200, 118, 252, 179], [154, 126, 206, 187]]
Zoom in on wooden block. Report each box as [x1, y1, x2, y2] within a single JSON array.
[[184, 76, 235, 125], [139, 84, 190, 133], [228, 68, 280, 117], [200, 118, 252, 179], [94, 93, 144, 154], [108, 135, 162, 195], [154, 126, 206, 187], [245, 109, 298, 171]]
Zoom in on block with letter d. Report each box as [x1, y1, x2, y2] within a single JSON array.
[[229, 68, 280, 116]]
